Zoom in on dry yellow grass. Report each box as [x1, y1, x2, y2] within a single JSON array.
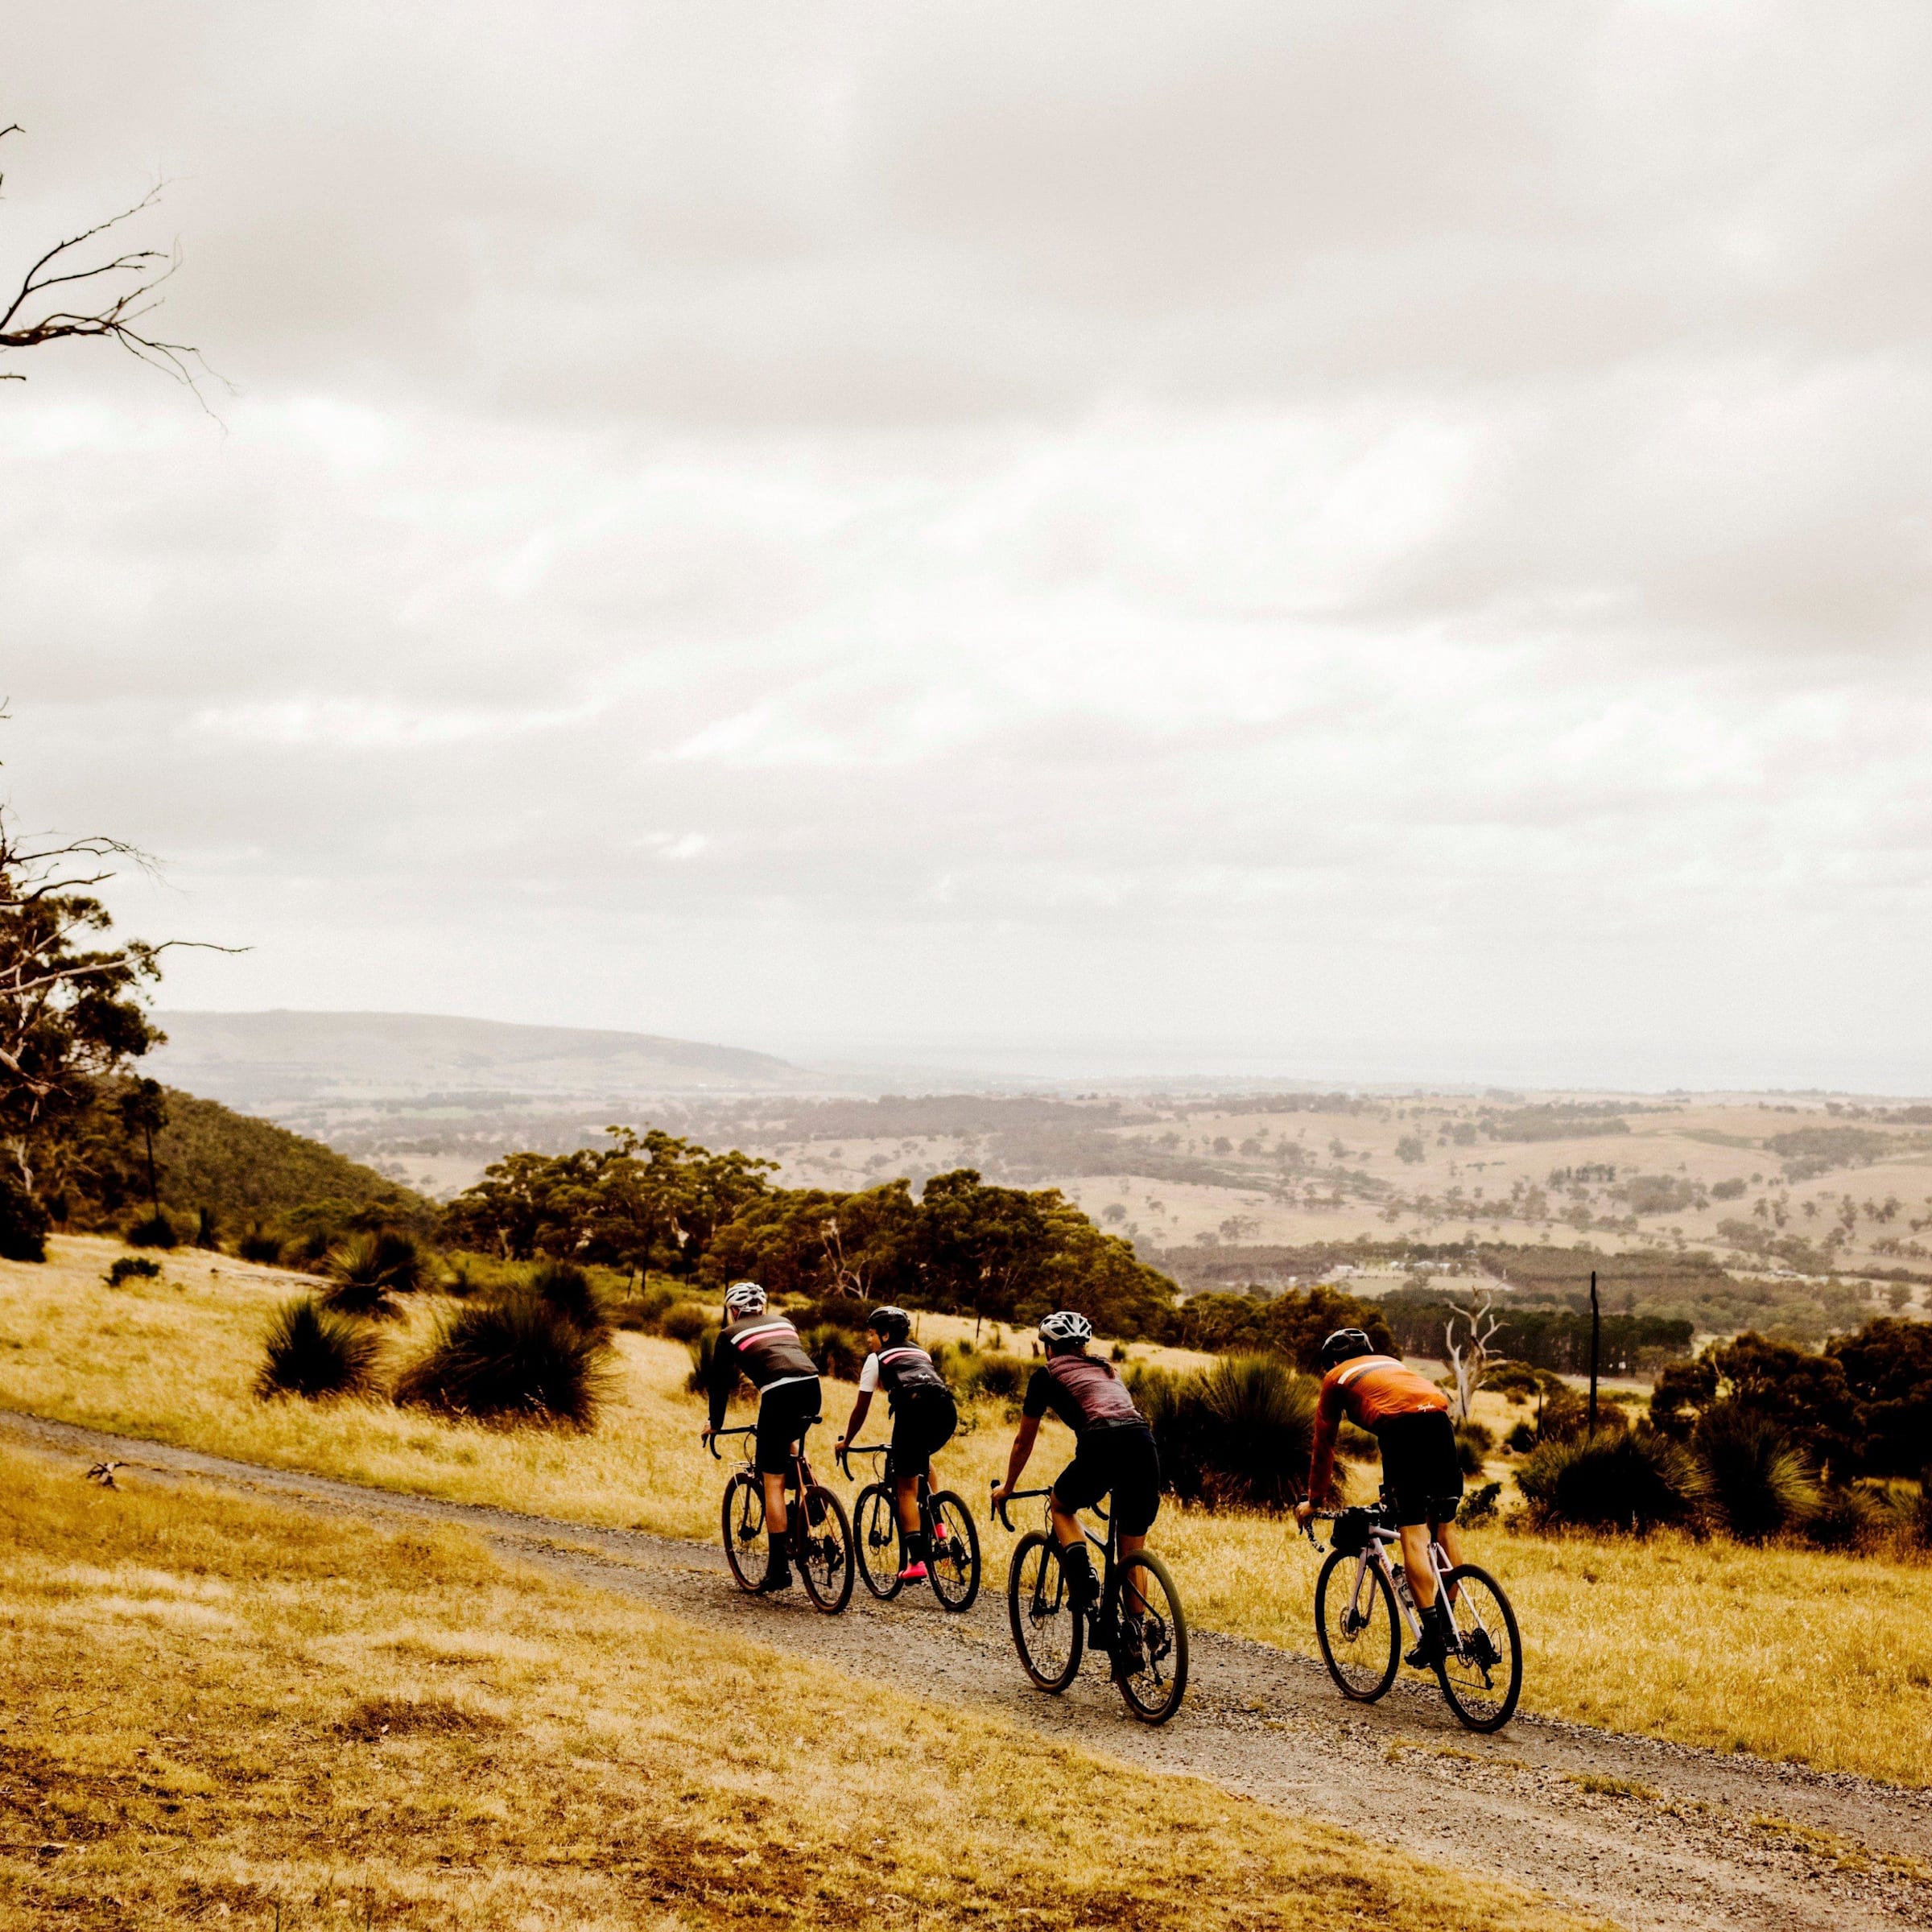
[[5, 1236, 1930, 1788], [0, 1439, 1602, 1931]]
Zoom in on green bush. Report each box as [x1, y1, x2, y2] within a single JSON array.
[[1505, 1419, 1537, 1455], [1516, 1426, 1707, 1534], [394, 1296, 612, 1427], [946, 1349, 1026, 1402], [237, 1224, 284, 1265], [526, 1258, 611, 1335], [660, 1301, 713, 1344], [685, 1329, 718, 1396], [0, 1174, 50, 1263], [800, 1322, 866, 1382], [1137, 1354, 1318, 1513], [1461, 1480, 1502, 1525], [320, 1229, 431, 1319], [125, 1212, 178, 1250], [1454, 1419, 1494, 1476], [256, 1296, 383, 1401], [193, 1206, 221, 1250], [1802, 1484, 1886, 1552], [1692, 1404, 1818, 1542], [105, 1256, 162, 1286]]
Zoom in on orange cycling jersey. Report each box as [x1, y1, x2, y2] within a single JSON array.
[[1307, 1354, 1448, 1502]]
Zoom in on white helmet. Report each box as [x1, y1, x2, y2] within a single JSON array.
[[1038, 1310, 1092, 1346], [724, 1281, 767, 1316]]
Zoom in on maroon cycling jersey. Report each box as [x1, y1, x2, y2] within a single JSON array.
[[1023, 1352, 1142, 1436], [707, 1311, 819, 1429]]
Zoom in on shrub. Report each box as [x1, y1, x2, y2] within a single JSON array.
[[1516, 1426, 1707, 1534], [800, 1322, 866, 1382], [237, 1224, 284, 1265], [526, 1258, 610, 1335], [660, 1301, 714, 1344], [320, 1229, 431, 1319], [193, 1206, 221, 1250], [1802, 1484, 1886, 1552], [1137, 1354, 1319, 1513], [125, 1212, 178, 1249], [1505, 1419, 1537, 1455], [1454, 1419, 1495, 1476], [685, 1328, 717, 1396], [0, 1174, 51, 1263], [1461, 1480, 1502, 1525], [105, 1256, 161, 1286], [256, 1296, 383, 1401], [613, 1277, 679, 1331], [394, 1295, 612, 1427], [948, 1350, 1026, 1402], [1692, 1404, 1818, 1542]]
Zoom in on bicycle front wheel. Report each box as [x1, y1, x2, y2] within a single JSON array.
[[1315, 1549, 1399, 1701], [854, 1484, 902, 1600], [1436, 1564, 1522, 1732], [925, 1491, 981, 1612], [1007, 1531, 1083, 1692], [799, 1484, 854, 1614], [1113, 1551, 1188, 1724], [720, 1472, 766, 1595]]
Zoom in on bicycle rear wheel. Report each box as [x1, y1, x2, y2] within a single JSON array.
[[1007, 1531, 1083, 1692], [925, 1491, 980, 1612], [1113, 1551, 1188, 1724], [853, 1484, 902, 1600], [720, 1472, 766, 1594], [799, 1484, 854, 1614], [1435, 1564, 1522, 1732], [1315, 1549, 1399, 1701]]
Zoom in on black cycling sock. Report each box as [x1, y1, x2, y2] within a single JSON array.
[[1058, 1539, 1096, 1606], [902, 1530, 927, 1565], [767, 1530, 788, 1564]]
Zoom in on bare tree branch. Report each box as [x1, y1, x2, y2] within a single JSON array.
[[0, 126, 221, 403]]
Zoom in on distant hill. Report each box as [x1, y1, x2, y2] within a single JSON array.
[[147, 1010, 814, 1106], [136, 1088, 431, 1234]]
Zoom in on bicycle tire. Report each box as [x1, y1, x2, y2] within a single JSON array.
[[925, 1491, 981, 1613], [720, 1471, 766, 1595], [853, 1484, 902, 1600], [1315, 1548, 1399, 1701], [799, 1484, 855, 1615], [1435, 1564, 1522, 1732], [1007, 1531, 1082, 1692], [1112, 1551, 1188, 1725]]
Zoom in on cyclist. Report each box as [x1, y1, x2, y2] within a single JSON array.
[[701, 1281, 822, 1593], [991, 1310, 1159, 1662], [1294, 1327, 1465, 1666], [835, 1305, 958, 1583]]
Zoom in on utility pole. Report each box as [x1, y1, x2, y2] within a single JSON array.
[[1587, 1268, 1600, 1435]]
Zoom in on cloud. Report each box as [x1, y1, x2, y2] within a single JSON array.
[[3, 3, 1931, 1083]]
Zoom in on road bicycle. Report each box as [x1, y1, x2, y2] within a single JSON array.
[[993, 1484, 1188, 1724], [708, 1418, 854, 1614], [837, 1441, 981, 1612], [1303, 1503, 1521, 1732]]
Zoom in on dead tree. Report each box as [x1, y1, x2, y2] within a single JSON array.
[[1443, 1292, 1502, 1422], [0, 125, 208, 391]]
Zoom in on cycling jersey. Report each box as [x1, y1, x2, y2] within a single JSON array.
[[1022, 1352, 1141, 1435], [857, 1343, 947, 1407], [1308, 1353, 1450, 1502], [707, 1311, 819, 1430]]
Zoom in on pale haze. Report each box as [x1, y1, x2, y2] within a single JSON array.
[[4, 4, 1930, 1090]]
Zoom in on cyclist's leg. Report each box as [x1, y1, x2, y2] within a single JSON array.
[[1113, 1425, 1160, 1617], [1048, 1436, 1109, 1607]]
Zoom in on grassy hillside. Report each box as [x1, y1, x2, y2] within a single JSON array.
[[0, 1441, 1590, 1932], [5, 1236, 1929, 1787], [152, 1087, 431, 1234]]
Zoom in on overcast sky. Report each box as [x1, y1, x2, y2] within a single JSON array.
[[4, 3, 1931, 1089]]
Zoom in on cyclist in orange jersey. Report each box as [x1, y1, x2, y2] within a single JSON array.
[[1294, 1327, 1466, 1666]]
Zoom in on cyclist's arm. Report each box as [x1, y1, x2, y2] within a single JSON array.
[[840, 1388, 873, 1447], [705, 1335, 739, 1433], [1307, 1381, 1344, 1505], [994, 1414, 1041, 1501]]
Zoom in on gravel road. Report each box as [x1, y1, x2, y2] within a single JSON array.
[[6, 1410, 1927, 1932]]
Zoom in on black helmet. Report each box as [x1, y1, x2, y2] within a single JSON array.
[[866, 1304, 911, 1344], [1319, 1327, 1375, 1370]]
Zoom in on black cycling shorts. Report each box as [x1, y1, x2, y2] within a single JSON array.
[[890, 1387, 957, 1473], [1052, 1419, 1161, 1538], [1376, 1409, 1463, 1527], [754, 1378, 822, 1476]]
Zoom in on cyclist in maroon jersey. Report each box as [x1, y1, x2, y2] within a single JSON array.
[[991, 1311, 1159, 1621]]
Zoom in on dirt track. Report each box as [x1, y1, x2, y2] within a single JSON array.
[[5, 1409, 1927, 1932]]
